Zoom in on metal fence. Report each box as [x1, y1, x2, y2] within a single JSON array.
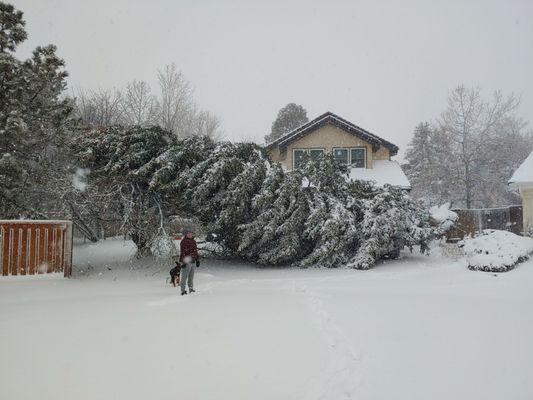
[[446, 205, 523, 242], [0, 220, 73, 277]]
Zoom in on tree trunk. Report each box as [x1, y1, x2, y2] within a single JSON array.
[[130, 231, 152, 258], [68, 202, 98, 242], [464, 162, 472, 209]]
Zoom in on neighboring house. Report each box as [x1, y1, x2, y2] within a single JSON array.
[[509, 151, 533, 233], [265, 111, 410, 189]]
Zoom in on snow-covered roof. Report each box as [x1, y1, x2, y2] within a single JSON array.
[[348, 160, 411, 189], [509, 151, 533, 187], [265, 111, 399, 156]]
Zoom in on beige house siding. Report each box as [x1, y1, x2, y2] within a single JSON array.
[[267, 123, 391, 170], [373, 146, 391, 161], [520, 187, 533, 232]]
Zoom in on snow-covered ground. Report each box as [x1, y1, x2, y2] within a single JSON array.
[[1, 238, 533, 400]]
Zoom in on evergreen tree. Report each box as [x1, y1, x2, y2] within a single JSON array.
[[349, 185, 433, 269], [178, 142, 262, 223], [149, 135, 217, 195], [238, 165, 309, 265], [265, 103, 308, 143], [402, 122, 455, 206], [213, 158, 268, 252], [299, 152, 349, 196], [0, 2, 75, 218], [296, 154, 361, 268], [297, 187, 362, 268], [73, 125, 171, 256], [0, 2, 26, 52]]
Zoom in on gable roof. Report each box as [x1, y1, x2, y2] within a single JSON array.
[[265, 111, 399, 156]]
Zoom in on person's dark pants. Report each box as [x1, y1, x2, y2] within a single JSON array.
[[180, 263, 195, 293]]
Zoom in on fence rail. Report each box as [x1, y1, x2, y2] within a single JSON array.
[[446, 205, 523, 242], [0, 220, 73, 277]]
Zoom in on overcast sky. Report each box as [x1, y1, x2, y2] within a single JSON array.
[[15, 0, 533, 160]]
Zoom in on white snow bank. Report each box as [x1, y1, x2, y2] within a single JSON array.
[[460, 229, 533, 272], [348, 160, 411, 189], [509, 151, 533, 185]]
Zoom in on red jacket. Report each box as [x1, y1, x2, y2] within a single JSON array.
[[179, 237, 198, 263]]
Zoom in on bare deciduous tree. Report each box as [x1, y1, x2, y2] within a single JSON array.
[[121, 80, 156, 126], [405, 85, 532, 209], [191, 110, 222, 139], [156, 63, 195, 136], [74, 64, 223, 141], [75, 87, 123, 127], [438, 85, 521, 208]]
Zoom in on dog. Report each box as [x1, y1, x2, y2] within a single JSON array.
[[169, 262, 181, 287]]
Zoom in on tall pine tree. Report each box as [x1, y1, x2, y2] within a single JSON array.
[[265, 103, 308, 143], [0, 2, 75, 218]]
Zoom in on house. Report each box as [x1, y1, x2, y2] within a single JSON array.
[[265, 111, 410, 189], [509, 151, 533, 233]]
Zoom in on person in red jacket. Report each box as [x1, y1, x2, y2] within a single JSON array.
[[179, 230, 199, 295]]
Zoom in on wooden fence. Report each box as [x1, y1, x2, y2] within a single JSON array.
[[446, 205, 523, 242], [0, 220, 73, 277]]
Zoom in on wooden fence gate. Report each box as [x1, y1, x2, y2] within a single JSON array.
[[0, 220, 73, 277]]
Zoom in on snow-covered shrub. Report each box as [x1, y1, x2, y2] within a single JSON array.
[[459, 229, 533, 272], [429, 202, 458, 234], [149, 232, 177, 260]]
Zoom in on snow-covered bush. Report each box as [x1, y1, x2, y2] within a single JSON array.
[[149, 232, 177, 260], [459, 229, 533, 272], [429, 203, 458, 234]]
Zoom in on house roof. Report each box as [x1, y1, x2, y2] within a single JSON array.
[[348, 160, 411, 189], [265, 111, 399, 156], [509, 151, 533, 187]]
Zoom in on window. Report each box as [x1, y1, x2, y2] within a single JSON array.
[[293, 149, 307, 170], [350, 148, 366, 168], [309, 149, 325, 160], [333, 148, 349, 165], [293, 148, 325, 169]]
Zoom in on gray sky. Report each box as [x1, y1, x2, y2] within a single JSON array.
[[16, 0, 533, 160]]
